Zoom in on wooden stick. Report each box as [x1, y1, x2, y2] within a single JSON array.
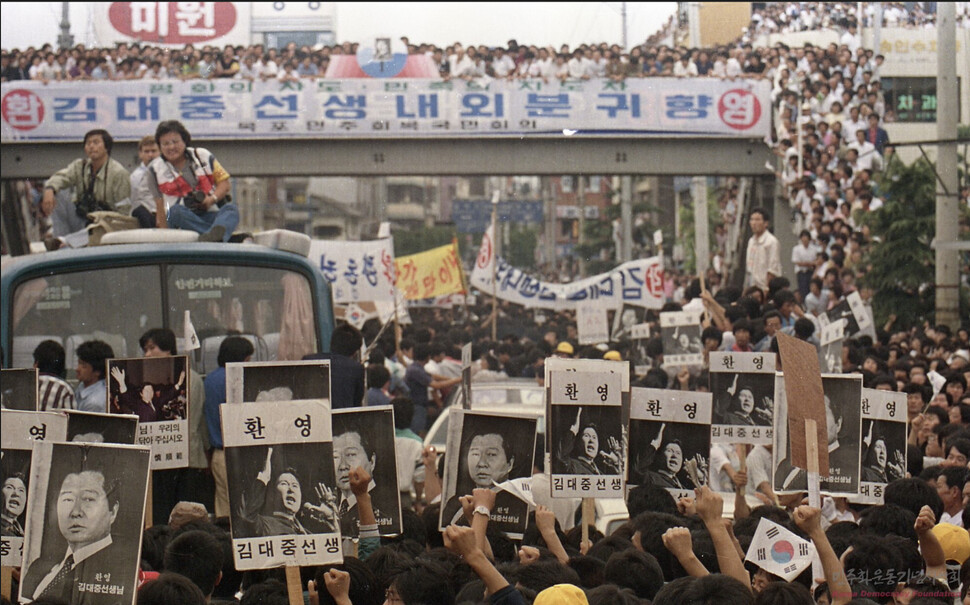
[[804, 419, 821, 509], [285, 565, 303, 605], [735, 443, 747, 497], [1, 566, 12, 601], [145, 474, 154, 529], [581, 498, 594, 547]]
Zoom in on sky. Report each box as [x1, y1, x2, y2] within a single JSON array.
[[0, 2, 677, 51]]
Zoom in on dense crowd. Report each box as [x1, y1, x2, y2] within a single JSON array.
[[5, 3, 970, 604]]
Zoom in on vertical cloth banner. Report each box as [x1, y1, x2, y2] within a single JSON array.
[[308, 239, 397, 304], [394, 242, 466, 301]]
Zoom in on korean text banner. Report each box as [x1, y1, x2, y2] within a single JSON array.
[[308, 239, 396, 303], [395, 242, 465, 301], [471, 255, 664, 310], [1, 78, 771, 142]]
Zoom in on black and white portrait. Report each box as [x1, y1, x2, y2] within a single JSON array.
[[227, 443, 339, 540], [19, 442, 150, 605], [107, 357, 188, 424], [660, 311, 703, 367], [1, 368, 38, 411], [773, 374, 863, 496], [66, 411, 138, 445], [332, 407, 400, 538], [441, 411, 536, 537], [1, 449, 30, 539], [711, 373, 774, 427], [860, 419, 906, 485], [826, 300, 860, 338], [226, 360, 331, 404], [374, 37, 392, 61], [628, 420, 709, 493], [611, 304, 647, 343], [550, 405, 623, 476]]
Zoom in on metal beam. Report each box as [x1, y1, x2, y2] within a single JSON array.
[[2, 137, 774, 179]]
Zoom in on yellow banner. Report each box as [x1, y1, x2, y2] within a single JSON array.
[[395, 242, 466, 300]]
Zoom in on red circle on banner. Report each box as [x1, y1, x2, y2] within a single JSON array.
[[108, 2, 237, 44], [2, 89, 45, 131], [476, 232, 493, 269], [644, 264, 664, 299], [718, 89, 761, 130]]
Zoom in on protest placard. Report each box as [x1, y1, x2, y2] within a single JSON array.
[[0, 411, 67, 567], [308, 238, 396, 304], [823, 291, 873, 339], [223, 399, 340, 570], [440, 409, 537, 538], [709, 352, 776, 445], [226, 360, 331, 404], [818, 319, 845, 374], [331, 407, 401, 538], [577, 302, 609, 345], [65, 410, 139, 445], [855, 389, 907, 505], [0, 369, 37, 411], [547, 368, 624, 499], [773, 373, 863, 496], [660, 311, 703, 367], [628, 388, 713, 502], [107, 356, 189, 471], [20, 441, 150, 605]]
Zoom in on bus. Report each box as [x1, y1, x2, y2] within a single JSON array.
[[2, 238, 335, 378]]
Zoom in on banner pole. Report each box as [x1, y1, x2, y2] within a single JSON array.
[[145, 474, 153, 529]]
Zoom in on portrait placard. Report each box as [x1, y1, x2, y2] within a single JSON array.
[[660, 311, 703, 367], [773, 374, 863, 496], [776, 333, 827, 472], [226, 360, 332, 404], [20, 441, 150, 605], [65, 410, 139, 445], [548, 369, 624, 499], [107, 356, 189, 470], [854, 389, 907, 505], [577, 302, 609, 345], [818, 320, 844, 374], [1, 368, 38, 411], [628, 388, 712, 501], [824, 291, 872, 339], [222, 399, 341, 570], [1, 410, 67, 567], [332, 407, 401, 537], [709, 352, 776, 445], [440, 409, 537, 538]]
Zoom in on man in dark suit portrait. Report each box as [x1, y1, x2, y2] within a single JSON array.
[[332, 426, 378, 537], [775, 393, 857, 492], [21, 468, 129, 604]]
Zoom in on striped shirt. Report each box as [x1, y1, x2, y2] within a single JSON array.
[[38, 374, 75, 411]]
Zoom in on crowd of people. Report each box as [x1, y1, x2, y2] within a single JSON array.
[[5, 2, 970, 604]]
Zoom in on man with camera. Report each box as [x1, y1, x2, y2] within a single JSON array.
[[40, 129, 132, 249], [146, 120, 237, 242]]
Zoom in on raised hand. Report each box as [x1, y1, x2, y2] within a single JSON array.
[[443, 524, 479, 558], [914, 505, 936, 534], [323, 568, 351, 602], [662, 527, 695, 559], [694, 486, 723, 525], [535, 505, 557, 534], [110, 366, 128, 393], [570, 407, 583, 435], [349, 467, 371, 498], [257, 447, 274, 484], [793, 505, 822, 536]]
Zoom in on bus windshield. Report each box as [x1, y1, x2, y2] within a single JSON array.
[[9, 260, 318, 378]]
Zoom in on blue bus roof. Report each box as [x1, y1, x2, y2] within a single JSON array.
[[1, 243, 335, 366]]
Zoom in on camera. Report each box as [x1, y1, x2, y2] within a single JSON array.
[[75, 190, 103, 221], [187, 190, 231, 216]]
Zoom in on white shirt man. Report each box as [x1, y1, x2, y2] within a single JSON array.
[[745, 209, 782, 292], [850, 131, 882, 172], [491, 50, 515, 78]]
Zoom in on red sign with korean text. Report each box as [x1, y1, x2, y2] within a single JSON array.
[[108, 2, 237, 44]]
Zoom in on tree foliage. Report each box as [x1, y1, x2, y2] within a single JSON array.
[[861, 157, 938, 327]]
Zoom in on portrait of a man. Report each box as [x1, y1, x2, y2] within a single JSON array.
[[20, 442, 150, 605]]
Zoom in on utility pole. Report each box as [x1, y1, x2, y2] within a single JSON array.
[[621, 2, 628, 51], [577, 175, 586, 277], [621, 175, 633, 262], [543, 177, 556, 272], [58, 2, 74, 50], [692, 177, 709, 276], [935, 2, 960, 328]]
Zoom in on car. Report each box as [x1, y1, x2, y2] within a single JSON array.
[[423, 379, 545, 455]]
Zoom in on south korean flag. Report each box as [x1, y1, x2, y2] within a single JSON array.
[[744, 518, 815, 582]]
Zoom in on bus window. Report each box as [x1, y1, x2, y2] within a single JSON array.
[[10, 266, 165, 376], [166, 264, 317, 373]]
